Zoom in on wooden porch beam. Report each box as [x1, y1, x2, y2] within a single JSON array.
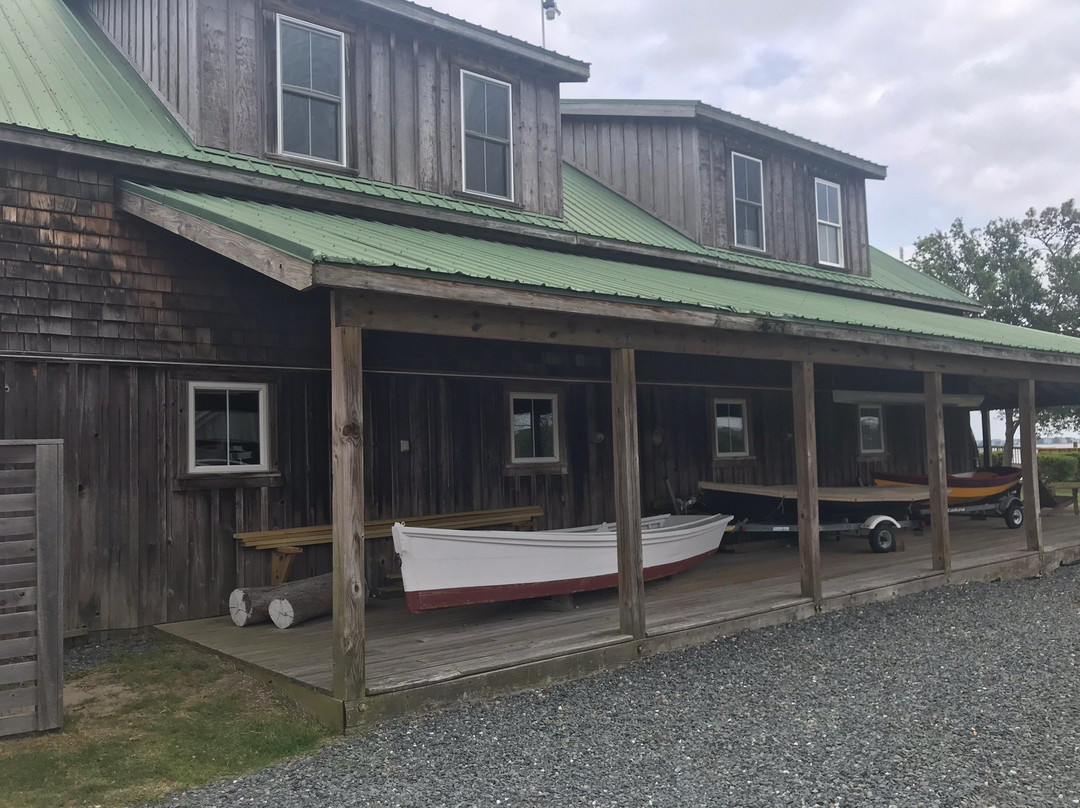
[[981, 407, 993, 468], [611, 347, 646, 638], [791, 361, 821, 601], [331, 296, 367, 701], [1019, 379, 1043, 552], [335, 289, 1080, 386], [924, 371, 951, 572]]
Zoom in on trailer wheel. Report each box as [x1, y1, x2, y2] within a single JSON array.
[[1003, 501, 1024, 530], [868, 526, 896, 553]]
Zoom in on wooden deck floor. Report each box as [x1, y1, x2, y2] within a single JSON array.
[[159, 511, 1080, 727]]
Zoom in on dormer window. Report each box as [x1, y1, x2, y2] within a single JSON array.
[[815, 179, 844, 267], [276, 15, 346, 166], [462, 71, 513, 200], [732, 153, 765, 251]]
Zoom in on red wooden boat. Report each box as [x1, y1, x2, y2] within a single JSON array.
[[873, 466, 1022, 506]]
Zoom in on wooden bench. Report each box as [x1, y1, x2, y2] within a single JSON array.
[[1050, 481, 1080, 516], [235, 505, 544, 584]]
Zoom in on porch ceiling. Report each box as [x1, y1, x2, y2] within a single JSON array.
[[116, 181, 1080, 375]]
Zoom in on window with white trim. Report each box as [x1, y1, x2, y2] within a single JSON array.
[[858, 404, 885, 454], [462, 71, 513, 200], [732, 153, 765, 250], [815, 178, 844, 267], [188, 382, 270, 473], [510, 394, 558, 463], [277, 15, 346, 165], [713, 398, 749, 458]]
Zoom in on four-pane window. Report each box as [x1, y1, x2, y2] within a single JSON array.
[[462, 71, 513, 200], [732, 153, 765, 250], [858, 404, 885, 454], [714, 398, 749, 458], [816, 178, 844, 267], [277, 15, 346, 165], [189, 383, 270, 473], [510, 394, 558, 463]]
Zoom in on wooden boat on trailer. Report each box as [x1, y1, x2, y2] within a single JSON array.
[[392, 512, 733, 612], [872, 467, 1022, 505], [697, 481, 934, 553]]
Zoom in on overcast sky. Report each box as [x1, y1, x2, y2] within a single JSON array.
[[425, 0, 1080, 254]]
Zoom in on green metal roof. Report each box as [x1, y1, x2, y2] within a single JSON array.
[[122, 182, 1080, 360], [868, 247, 976, 306], [0, 0, 976, 311]]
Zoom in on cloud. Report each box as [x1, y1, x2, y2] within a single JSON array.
[[416, 0, 1080, 251]]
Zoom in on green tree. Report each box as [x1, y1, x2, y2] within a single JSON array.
[[912, 200, 1080, 446]]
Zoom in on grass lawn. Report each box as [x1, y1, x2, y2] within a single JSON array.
[[0, 639, 331, 808]]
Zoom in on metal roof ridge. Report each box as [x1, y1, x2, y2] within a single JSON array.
[[561, 98, 887, 179]]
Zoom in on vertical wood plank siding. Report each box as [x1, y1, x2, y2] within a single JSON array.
[[87, 0, 201, 136], [563, 116, 873, 276], [86, 0, 563, 215]]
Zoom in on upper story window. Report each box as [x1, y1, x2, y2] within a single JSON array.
[[732, 153, 765, 251], [462, 71, 513, 200], [858, 404, 885, 455], [815, 179, 844, 267], [188, 382, 270, 474], [276, 15, 346, 166], [713, 398, 750, 458]]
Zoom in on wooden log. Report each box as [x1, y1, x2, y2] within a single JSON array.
[[228, 584, 278, 627], [611, 347, 645, 639], [269, 573, 333, 629], [1019, 378, 1043, 552], [924, 371, 951, 572]]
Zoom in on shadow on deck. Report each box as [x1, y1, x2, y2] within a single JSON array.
[[157, 511, 1080, 730]]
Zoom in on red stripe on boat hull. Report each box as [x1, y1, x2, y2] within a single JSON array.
[[405, 548, 719, 612]]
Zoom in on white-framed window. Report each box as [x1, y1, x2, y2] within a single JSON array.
[[188, 382, 270, 474], [732, 152, 765, 251], [461, 70, 513, 200], [510, 393, 558, 463], [858, 404, 885, 454], [276, 14, 347, 166], [713, 398, 750, 458], [815, 178, 844, 267]]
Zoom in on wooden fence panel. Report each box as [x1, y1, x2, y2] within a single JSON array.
[[0, 440, 63, 737]]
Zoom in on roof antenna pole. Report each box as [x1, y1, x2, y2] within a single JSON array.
[[541, 0, 561, 50]]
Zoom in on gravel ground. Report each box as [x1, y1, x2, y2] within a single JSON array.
[[151, 565, 1080, 808], [64, 633, 161, 674]]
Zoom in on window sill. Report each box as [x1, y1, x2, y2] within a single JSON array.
[[856, 453, 888, 463], [728, 243, 770, 257], [267, 151, 353, 175], [713, 455, 755, 464], [173, 471, 284, 491], [504, 462, 568, 477], [454, 189, 523, 210]]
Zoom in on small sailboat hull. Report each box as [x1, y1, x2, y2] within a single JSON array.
[[392, 513, 733, 612], [873, 466, 1022, 505]]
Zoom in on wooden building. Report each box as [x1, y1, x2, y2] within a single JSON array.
[[2, 0, 1080, 727]]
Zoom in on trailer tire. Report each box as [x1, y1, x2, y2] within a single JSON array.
[[868, 525, 896, 553], [1003, 501, 1024, 530]]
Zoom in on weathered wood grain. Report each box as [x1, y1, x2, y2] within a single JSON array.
[[611, 348, 645, 638], [924, 372, 951, 571], [792, 361, 821, 601], [1019, 379, 1043, 551]]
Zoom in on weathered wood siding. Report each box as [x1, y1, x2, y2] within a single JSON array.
[[563, 115, 873, 276], [0, 146, 332, 632], [86, 0, 201, 137], [85, 0, 564, 215]]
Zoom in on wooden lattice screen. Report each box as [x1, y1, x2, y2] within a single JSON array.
[[0, 440, 63, 737]]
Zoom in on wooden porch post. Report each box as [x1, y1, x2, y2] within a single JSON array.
[[924, 371, 951, 572], [1018, 379, 1043, 552], [791, 361, 821, 602], [611, 347, 646, 639], [331, 295, 366, 701], [980, 407, 993, 468]]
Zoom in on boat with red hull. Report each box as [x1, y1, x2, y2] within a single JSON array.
[[873, 466, 1022, 505]]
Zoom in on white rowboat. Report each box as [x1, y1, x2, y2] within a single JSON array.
[[392, 512, 733, 612]]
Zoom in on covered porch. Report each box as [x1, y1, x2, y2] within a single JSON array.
[[160, 513, 1080, 728]]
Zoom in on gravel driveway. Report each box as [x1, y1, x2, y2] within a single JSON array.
[[152, 564, 1080, 808]]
